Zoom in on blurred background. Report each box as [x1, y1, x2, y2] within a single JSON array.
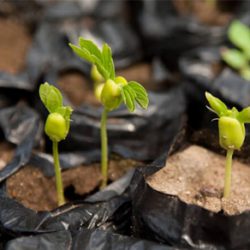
[[0, 0, 250, 157]]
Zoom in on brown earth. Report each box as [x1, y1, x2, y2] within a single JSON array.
[[58, 71, 101, 107], [7, 157, 140, 211], [0, 142, 15, 170], [117, 63, 152, 89], [147, 145, 250, 215], [0, 17, 31, 74]]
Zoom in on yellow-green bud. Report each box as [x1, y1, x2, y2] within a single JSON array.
[[219, 116, 245, 150], [45, 113, 67, 142], [205, 92, 227, 116], [91, 65, 104, 83], [101, 79, 122, 111], [94, 82, 104, 102], [115, 76, 128, 86]]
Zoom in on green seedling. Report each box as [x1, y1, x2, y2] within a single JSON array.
[[221, 20, 250, 80], [69, 38, 149, 188], [205, 92, 250, 198], [39, 82, 73, 206]]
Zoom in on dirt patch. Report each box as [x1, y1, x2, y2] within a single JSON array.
[[7, 157, 140, 211], [0, 17, 32, 74], [173, 0, 233, 26], [0, 142, 15, 171], [117, 62, 173, 91], [117, 63, 151, 88], [58, 71, 101, 107], [147, 145, 250, 215]]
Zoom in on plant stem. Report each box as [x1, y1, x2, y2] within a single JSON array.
[[100, 108, 108, 189], [224, 149, 234, 198], [52, 141, 65, 206]]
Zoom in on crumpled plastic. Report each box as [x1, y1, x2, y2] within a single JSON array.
[[0, 104, 41, 183], [5, 228, 185, 250]]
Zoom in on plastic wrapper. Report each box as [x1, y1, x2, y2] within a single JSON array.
[[179, 46, 250, 108], [0, 104, 41, 183], [0, 61, 36, 110], [6, 228, 185, 250], [25, 22, 88, 88]]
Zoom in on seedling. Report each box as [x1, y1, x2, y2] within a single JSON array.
[[221, 20, 250, 80], [69, 38, 149, 188], [39, 82, 73, 206], [205, 92, 250, 198]]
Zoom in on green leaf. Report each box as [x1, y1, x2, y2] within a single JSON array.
[[55, 106, 73, 133], [95, 64, 110, 81], [228, 21, 250, 53], [69, 44, 94, 63], [69, 41, 108, 78], [79, 38, 102, 59], [205, 92, 228, 117], [128, 81, 149, 109], [102, 44, 115, 80], [39, 82, 63, 113], [69, 39, 115, 81], [121, 86, 135, 112], [221, 48, 248, 70], [238, 107, 250, 123]]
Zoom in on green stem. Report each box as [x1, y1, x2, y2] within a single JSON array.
[[52, 141, 65, 206], [100, 108, 108, 189], [224, 149, 234, 198]]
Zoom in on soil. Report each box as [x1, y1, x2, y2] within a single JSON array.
[[117, 62, 174, 91], [0, 17, 32, 74], [117, 63, 151, 89], [7, 157, 140, 211], [0, 142, 15, 170], [58, 71, 101, 107], [147, 145, 250, 215], [173, 0, 233, 26]]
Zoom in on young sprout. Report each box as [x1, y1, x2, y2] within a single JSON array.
[[221, 20, 250, 80], [205, 92, 250, 198], [69, 38, 149, 188], [39, 82, 73, 206]]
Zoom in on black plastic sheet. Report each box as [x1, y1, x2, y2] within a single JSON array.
[[6, 228, 185, 250], [179, 46, 250, 109], [26, 22, 88, 88], [132, 165, 250, 249], [0, 104, 41, 183], [6, 231, 71, 250]]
